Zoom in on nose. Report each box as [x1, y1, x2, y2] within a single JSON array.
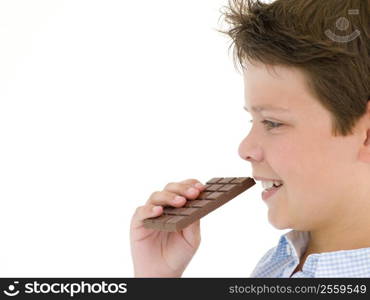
[[238, 131, 261, 163]]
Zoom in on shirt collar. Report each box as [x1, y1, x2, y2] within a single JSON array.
[[282, 229, 370, 277], [284, 230, 310, 260]]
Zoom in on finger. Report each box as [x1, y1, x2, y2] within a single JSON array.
[[145, 190, 188, 207], [130, 204, 163, 230], [163, 181, 207, 200], [178, 178, 207, 191], [182, 219, 201, 249], [178, 178, 205, 186]]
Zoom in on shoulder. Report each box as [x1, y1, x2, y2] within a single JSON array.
[[249, 246, 278, 277]]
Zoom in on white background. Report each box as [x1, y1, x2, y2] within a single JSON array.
[[0, 0, 287, 277]]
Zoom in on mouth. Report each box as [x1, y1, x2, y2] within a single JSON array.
[[263, 182, 283, 192], [261, 182, 283, 201], [252, 176, 284, 191]]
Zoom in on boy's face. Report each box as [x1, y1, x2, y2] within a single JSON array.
[[239, 61, 367, 231]]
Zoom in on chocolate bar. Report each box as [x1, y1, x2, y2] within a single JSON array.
[[143, 177, 255, 232]]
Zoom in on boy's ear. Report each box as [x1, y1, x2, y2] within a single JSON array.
[[355, 100, 370, 162], [364, 100, 370, 146], [366, 129, 370, 146], [358, 129, 370, 163]]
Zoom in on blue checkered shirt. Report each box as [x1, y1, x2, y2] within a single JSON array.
[[250, 230, 370, 277]]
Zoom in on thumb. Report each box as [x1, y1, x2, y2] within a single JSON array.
[[181, 219, 201, 250], [131, 204, 163, 230]]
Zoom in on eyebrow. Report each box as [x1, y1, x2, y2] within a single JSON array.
[[243, 105, 290, 113]]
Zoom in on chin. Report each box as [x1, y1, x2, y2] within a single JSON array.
[[267, 213, 291, 230], [270, 223, 290, 230]]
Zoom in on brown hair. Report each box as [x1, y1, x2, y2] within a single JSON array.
[[217, 0, 370, 136]]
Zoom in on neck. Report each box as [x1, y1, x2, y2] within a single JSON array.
[[307, 210, 370, 254]]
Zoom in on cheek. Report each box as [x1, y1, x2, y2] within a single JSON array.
[[278, 130, 337, 183], [265, 126, 350, 196], [269, 137, 329, 195], [279, 140, 347, 227]]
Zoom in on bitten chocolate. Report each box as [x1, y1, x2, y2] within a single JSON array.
[[143, 177, 255, 232]]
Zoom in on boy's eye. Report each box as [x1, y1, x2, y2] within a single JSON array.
[[261, 120, 283, 130], [249, 119, 283, 130]]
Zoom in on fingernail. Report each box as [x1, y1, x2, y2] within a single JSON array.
[[152, 206, 161, 213], [194, 183, 204, 189], [187, 187, 197, 195], [174, 196, 185, 203]]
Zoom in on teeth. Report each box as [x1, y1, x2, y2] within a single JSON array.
[[261, 180, 283, 190], [262, 181, 274, 189]]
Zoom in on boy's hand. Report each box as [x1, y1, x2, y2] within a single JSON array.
[[130, 178, 206, 277]]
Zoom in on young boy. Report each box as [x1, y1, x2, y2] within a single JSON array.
[[130, 0, 370, 277]]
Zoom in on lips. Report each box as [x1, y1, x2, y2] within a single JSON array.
[[264, 182, 283, 191], [262, 183, 283, 201], [253, 176, 283, 183]]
